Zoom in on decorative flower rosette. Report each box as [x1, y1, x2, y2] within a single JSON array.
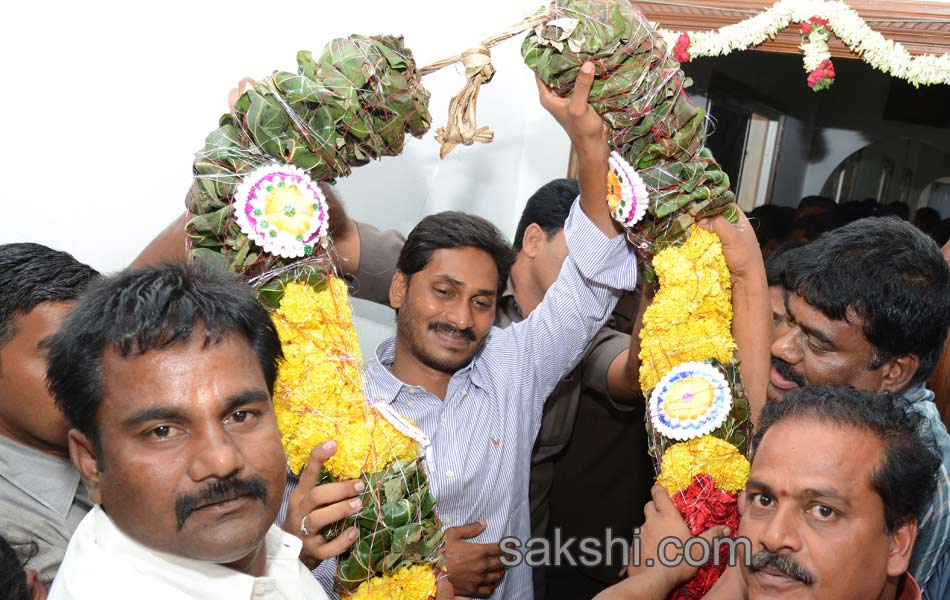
[[649, 362, 732, 441], [233, 164, 329, 259], [606, 151, 648, 227]]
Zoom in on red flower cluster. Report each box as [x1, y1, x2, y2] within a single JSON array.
[[807, 59, 836, 90], [674, 33, 691, 63], [800, 15, 830, 35], [668, 474, 740, 600]]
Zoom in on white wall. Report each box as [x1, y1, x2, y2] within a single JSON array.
[[0, 1, 573, 352], [0, 0, 570, 271]]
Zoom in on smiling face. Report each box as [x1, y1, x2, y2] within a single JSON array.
[[739, 418, 912, 600], [766, 293, 898, 401], [0, 302, 74, 456], [69, 331, 287, 574], [390, 246, 498, 375]]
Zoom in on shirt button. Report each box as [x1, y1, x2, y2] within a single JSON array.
[[445, 517, 453, 525], [408, 388, 416, 395], [461, 390, 468, 398], [446, 470, 454, 479], [440, 415, 446, 424]]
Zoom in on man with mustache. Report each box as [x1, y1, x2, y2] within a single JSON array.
[[766, 218, 950, 598], [599, 384, 942, 600], [44, 263, 332, 599]]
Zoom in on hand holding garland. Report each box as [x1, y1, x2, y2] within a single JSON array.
[[699, 210, 770, 423], [282, 441, 363, 570]]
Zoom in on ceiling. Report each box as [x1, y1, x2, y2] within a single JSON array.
[[636, 0, 950, 57]]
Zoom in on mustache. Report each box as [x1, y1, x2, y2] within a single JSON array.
[[428, 321, 476, 342], [174, 476, 268, 530], [770, 356, 807, 387], [750, 550, 815, 585]]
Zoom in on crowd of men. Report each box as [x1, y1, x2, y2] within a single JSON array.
[[1, 63, 949, 600]]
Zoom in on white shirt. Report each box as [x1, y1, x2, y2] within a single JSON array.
[[50, 506, 329, 600]]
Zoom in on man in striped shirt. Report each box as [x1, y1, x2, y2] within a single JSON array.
[[767, 217, 950, 599]]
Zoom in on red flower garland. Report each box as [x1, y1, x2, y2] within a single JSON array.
[[668, 474, 740, 600]]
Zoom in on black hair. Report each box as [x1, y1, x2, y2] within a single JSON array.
[[747, 205, 796, 249], [0, 536, 36, 600], [396, 212, 516, 295], [914, 207, 941, 233], [879, 202, 909, 221], [783, 217, 950, 383], [46, 262, 282, 459], [764, 241, 808, 287], [790, 211, 844, 241], [753, 385, 942, 531], [0, 243, 99, 346], [798, 195, 837, 212], [512, 178, 579, 251]]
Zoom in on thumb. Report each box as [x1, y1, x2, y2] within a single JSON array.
[[568, 62, 595, 115], [298, 440, 337, 490], [700, 525, 732, 544], [651, 484, 677, 513], [450, 521, 488, 540]]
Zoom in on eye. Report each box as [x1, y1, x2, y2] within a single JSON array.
[[434, 287, 452, 298], [473, 298, 492, 310], [807, 504, 837, 520], [146, 425, 177, 440], [806, 338, 831, 354], [751, 493, 774, 508], [225, 409, 259, 428]]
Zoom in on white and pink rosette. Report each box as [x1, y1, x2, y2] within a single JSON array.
[[606, 150, 649, 227], [233, 164, 329, 259]]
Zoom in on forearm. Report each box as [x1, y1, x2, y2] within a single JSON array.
[[576, 144, 620, 239], [731, 269, 771, 424], [130, 212, 189, 268]]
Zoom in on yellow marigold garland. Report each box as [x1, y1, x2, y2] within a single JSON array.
[[346, 565, 437, 600], [638, 226, 735, 393], [273, 278, 418, 479], [656, 435, 750, 494]]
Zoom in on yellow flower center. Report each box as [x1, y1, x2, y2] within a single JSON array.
[[264, 184, 316, 237], [607, 170, 623, 211], [664, 376, 715, 421]]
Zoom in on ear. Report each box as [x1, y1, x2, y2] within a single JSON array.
[[885, 520, 917, 577], [879, 354, 919, 394], [68, 429, 102, 505], [737, 491, 747, 517], [520, 223, 545, 259], [389, 270, 409, 311]]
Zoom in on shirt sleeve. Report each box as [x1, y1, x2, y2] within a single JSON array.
[[487, 197, 637, 423], [347, 222, 405, 306], [909, 400, 950, 591], [579, 324, 638, 412]]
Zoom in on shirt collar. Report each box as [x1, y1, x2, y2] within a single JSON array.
[[897, 573, 922, 600], [367, 336, 484, 404], [89, 506, 304, 596], [499, 277, 523, 320], [0, 434, 82, 516], [901, 385, 934, 405]]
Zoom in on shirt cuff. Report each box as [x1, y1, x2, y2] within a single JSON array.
[[563, 196, 638, 290]]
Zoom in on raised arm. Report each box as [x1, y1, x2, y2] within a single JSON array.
[[700, 210, 771, 423], [536, 62, 620, 239], [496, 64, 637, 417]]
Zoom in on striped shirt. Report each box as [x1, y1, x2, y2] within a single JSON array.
[[905, 386, 950, 600], [280, 198, 637, 599]]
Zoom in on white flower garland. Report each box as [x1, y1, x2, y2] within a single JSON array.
[[658, 0, 950, 87]]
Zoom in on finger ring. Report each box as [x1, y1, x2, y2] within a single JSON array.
[[300, 516, 313, 537]]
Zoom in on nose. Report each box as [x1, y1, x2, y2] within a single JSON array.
[[759, 504, 803, 554], [770, 325, 802, 366], [187, 425, 245, 482], [445, 299, 473, 332]]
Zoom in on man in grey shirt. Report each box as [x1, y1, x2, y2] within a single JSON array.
[[0, 243, 99, 585]]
